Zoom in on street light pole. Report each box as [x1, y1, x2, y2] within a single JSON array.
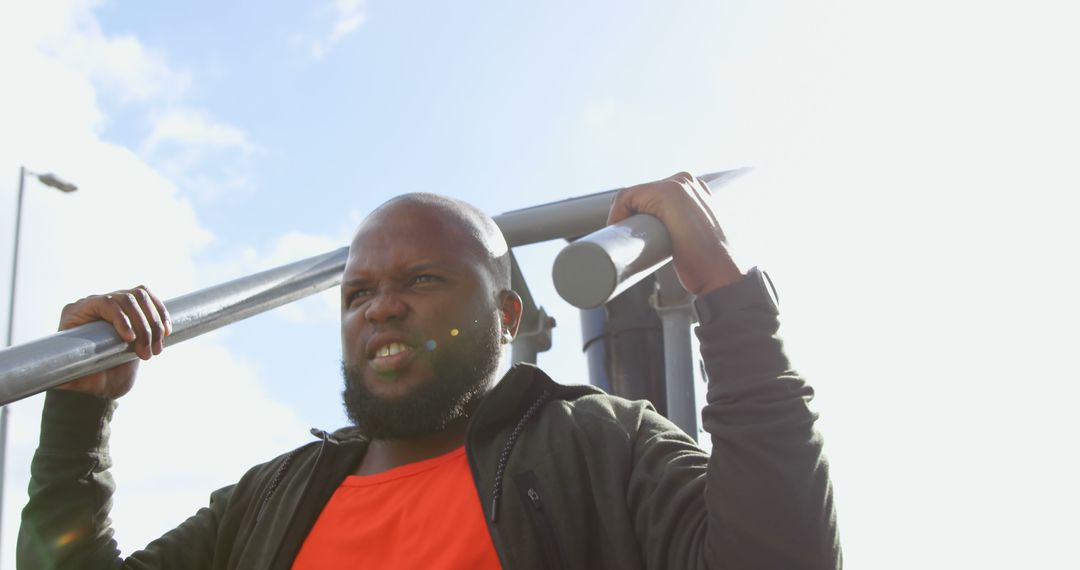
[[4, 166, 78, 347], [6, 167, 28, 349], [1, 166, 77, 562]]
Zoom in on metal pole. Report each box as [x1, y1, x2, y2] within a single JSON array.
[[652, 265, 701, 440], [0, 187, 628, 403], [0, 170, 742, 406], [583, 274, 668, 412], [554, 213, 672, 309], [508, 253, 553, 365], [0, 247, 349, 406], [510, 306, 553, 365], [0, 166, 28, 565], [5, 166, 26, 347], [551, 169, 750, 309], [579, 307, 612, 392], [494, 190, 618, 247], [658, 308, 698, 437]]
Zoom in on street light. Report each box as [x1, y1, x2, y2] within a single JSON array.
[[0, 165, 78, 561], [6, 167, 79, 346]]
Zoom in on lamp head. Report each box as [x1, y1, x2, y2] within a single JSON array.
[[35, 173, 77, 193]]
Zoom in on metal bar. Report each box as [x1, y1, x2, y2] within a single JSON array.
[[510, 333, 539, 365], [0, 167, 28, 556], [550, 169, 749, 309], [0, 188, 626, 405], [0, 170, 739, 405], [579, 307, 612, 392], [652, 265, 700, 439], [6, 167, 26, 348], [553, 213, 671, 309], [0, 247, 349, 406], [509, 253, 551, 365], [659, 308, 698, 437], [494, 190, 618, 246], [511, 306, 553, 365]]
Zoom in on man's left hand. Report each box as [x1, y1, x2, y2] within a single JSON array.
[[607, 171, 744, 295]]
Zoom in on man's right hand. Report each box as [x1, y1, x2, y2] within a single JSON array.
[[54, 286, 172, 400]]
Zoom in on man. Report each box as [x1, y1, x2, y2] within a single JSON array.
[[20, 172, 841, 568]]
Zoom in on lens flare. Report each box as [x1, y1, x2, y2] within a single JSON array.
[[55, 529, 80, 547], [450, 328, 459, 337]]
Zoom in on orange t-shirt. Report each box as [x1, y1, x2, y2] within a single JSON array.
[[291, 446, 502, 569]]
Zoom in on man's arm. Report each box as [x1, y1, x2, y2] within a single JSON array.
[[697, 275, 838, 567], [610, 173, 840, 568], [19, 390, 229, 569], [17, 287, 226, 568]]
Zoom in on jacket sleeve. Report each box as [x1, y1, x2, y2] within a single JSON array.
[[627, 274, 841, 570], [18, 390, 228, 570]]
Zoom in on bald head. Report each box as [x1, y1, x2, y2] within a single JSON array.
[[340, 195, 522, 439], [359, 193, 511, 290]]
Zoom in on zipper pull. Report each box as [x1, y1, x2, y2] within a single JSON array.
[[527, 488, 543, 510], [309, 428, 339, 444]]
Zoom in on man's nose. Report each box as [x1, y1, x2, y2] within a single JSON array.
[[364, 291, 408, 323]]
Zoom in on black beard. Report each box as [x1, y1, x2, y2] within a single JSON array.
[[341, 321, 502, 439]]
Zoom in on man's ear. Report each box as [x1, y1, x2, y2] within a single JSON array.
[[499, 290, 523, 344]]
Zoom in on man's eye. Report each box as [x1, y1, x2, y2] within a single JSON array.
[[412, 274, 439, 285], [346, 290, 371, 304]]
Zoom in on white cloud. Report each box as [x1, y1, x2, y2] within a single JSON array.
[[140, 108, 258, 199], [0, 1, 307, 567], [69, 33, 192, 104], [292, 0, 366, 61], [142, 109, 254, 155], [2, 0, 255, 203], [24, 0, 191, 105]]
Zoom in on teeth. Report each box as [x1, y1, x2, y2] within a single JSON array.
[[375, 342, 409, 358]]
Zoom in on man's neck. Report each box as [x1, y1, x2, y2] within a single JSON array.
[[352, 415, 470, 476]]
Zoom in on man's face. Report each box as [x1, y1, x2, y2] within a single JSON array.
[[339, 202, 506, 438]]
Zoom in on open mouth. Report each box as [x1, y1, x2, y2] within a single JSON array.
[[373, 342, 410, 358], [368, 341, 417, 373]]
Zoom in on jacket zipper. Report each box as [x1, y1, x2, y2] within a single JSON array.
[[471, 387, 552, 568], [515, 470, 565, 570], [266, 430, 339, 570]]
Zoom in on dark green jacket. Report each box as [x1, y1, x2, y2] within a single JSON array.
[[20, 281, 841, 569]]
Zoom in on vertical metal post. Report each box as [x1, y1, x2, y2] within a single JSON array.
[[657, 308, 698, 437], [508, 253, 554, 365], [580, 307, 611, 392], [1, 166, 27, 562], [510, 338, 537, 365], [6, 166, 26, 347], [581, 274, 667, 414], [651, 265, 702, 441], [510, 306, 554, 365]]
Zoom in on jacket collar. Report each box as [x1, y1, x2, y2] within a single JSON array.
[[468, 363, 601, 435], [322, 363, 601, 441]]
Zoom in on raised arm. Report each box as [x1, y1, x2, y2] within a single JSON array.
[[17, 287, 225, 568], [611, 173, 841, 569]]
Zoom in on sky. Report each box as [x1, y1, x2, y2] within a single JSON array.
[[0, 0, 1078, 567]]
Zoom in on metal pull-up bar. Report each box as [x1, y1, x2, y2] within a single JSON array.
[[552, 168, 749, 309], [0, 169, 745, 407]]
